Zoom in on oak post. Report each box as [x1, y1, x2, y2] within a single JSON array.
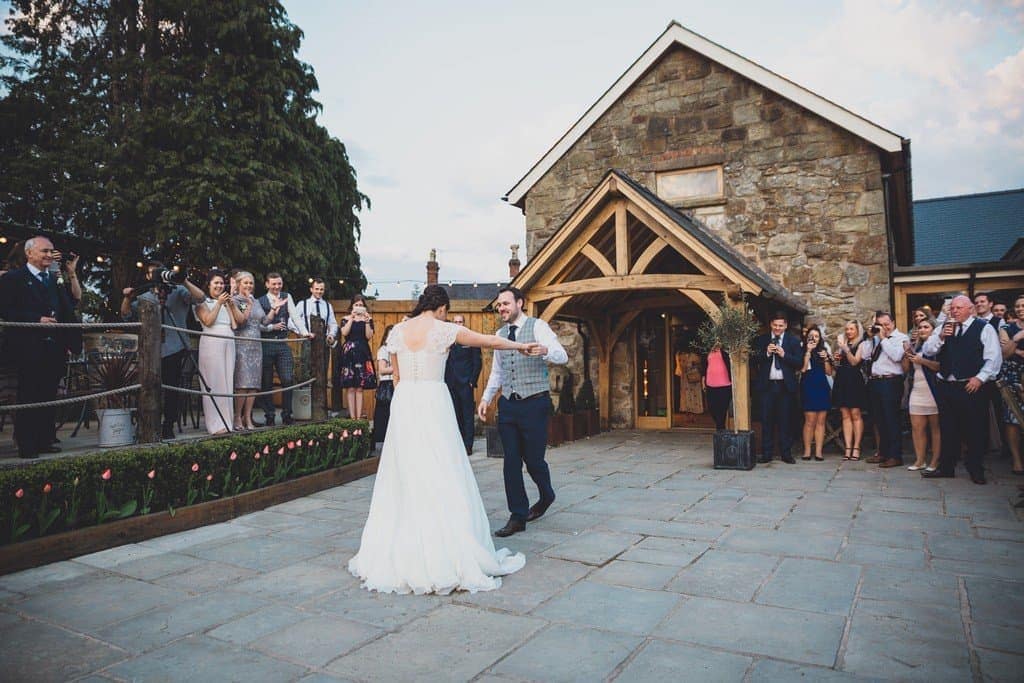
[[137, 298, 162, 443]]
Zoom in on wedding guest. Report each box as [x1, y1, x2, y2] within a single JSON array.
[[339, 294, 376, 419], [231, 271, 270, 430], [903, 318, 941, 471], [866, 311, 909, 468], [256, 272, 312, 427], [194, 271, 237, 435], [373, 324, 396, 449], [752, 312, 802, 464], [800, 325, 833, 461], [832, 320, 869, 461], [998, 294, 1024, 474], [700, 344, 732, 430]]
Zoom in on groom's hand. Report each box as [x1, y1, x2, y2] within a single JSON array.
[[476, 399, 489, 422]]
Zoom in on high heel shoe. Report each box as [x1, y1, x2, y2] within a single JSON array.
[[850, 447, 861, 461], [843, 447, 853, 460]]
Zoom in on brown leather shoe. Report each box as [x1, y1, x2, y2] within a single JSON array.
[[865, 455, 884, 464], [878, 458, 902, 468], [494, 518, 526, 537], [526, 496, 555, 522]]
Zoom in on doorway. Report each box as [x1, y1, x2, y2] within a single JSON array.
[[634, 311, 715, 430]]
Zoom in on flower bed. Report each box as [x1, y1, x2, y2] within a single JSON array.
[[0, 419, 371, 548]]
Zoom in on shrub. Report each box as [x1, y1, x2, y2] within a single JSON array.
[[0, 418, 371, 545]]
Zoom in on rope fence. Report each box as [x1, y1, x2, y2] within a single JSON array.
[[159, 324, 312, 343], [161, 378, 317, 399], [0, 321, 142, 328], [0, 385, 141, 412]]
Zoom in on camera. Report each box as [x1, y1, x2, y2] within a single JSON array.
[[148, 268, 186, 286], [870, 325, 881, 335]]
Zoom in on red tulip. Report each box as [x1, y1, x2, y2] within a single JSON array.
[[287, 441, 295, 450], [42, 483, 52, 494], [191, 463, 199, 473], [101, 469, 112, 481], [15, 488, 24, 499], [147, 470, 156, 480]]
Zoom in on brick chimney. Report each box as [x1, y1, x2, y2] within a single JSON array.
[[508, 243, 521, 279], [426, 248, 439, 285]]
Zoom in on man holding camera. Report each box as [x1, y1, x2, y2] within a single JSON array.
[[753, 312, 802, 463], [120, 261, 205, 439], [922, 295, 1002, 484], [865, 311, 909, 468], [256, 272, 312, 426], [0, 236, 80, 458]]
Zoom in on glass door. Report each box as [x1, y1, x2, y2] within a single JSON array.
[[635, 312, 671, 429]]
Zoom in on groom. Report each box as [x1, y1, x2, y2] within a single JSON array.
[[478, 286, 568, 537]]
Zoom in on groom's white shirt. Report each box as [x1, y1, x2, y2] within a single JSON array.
[[481, 314, 568, 403]]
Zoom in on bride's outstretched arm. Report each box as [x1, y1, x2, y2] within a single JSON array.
[[455, 327, 536, 354]]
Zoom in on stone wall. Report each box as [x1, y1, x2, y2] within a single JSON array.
[[523, 45, 891, 335]]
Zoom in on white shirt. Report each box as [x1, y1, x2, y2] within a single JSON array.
[[261, 292, 309, 337], [376, 344, 393, 381], [921, 316, 1003, 382], [869, 329, 909, 376], [481, 315, 569, 403], [295, 296, 338, 339]]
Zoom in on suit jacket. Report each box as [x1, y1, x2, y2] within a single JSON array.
[[752, 331, 802, 393], [445, 343, 482, 387], [0, 265, 79, 358]]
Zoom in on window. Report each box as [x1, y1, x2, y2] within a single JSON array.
[[656, 166, 724, 206]]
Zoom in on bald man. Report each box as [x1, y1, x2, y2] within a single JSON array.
[[921, 295, 1002, 484]]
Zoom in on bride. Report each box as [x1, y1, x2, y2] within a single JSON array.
[[348, 285, 536, 594]]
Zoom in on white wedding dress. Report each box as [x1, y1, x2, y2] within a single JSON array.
[[348, 318, 525, 594]]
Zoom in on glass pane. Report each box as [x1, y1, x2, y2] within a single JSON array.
[[656, 167, 721, 202], [636, 313, 667, 417]]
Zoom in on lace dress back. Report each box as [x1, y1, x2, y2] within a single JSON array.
[[385, 319, 459, 383]]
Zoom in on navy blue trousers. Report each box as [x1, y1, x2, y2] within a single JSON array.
[[869, 376, 904, 463], [498, 394, 555, 522], [447, 382, 476, 451], [935, 380, 987, 478], [759, 381, 795, 459]]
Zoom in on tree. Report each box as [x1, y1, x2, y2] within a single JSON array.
[[0, 0, 368, 318]]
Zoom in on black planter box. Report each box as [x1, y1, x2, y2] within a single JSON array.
[[485, 426, 504, 459], [713, 430, 756, 470]]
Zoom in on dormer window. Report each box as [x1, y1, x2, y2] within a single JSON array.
[[656, 166, 723, 207]]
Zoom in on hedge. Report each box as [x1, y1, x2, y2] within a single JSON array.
[[0, 419, 371, 545]]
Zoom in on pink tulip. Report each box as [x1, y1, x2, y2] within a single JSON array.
[[229, 451, 237, 461], [262, 445, 270, 454], [296, 439, 303, 447], [354, 429, 362, 436], [254, 453, 261, 460], [287, 441, 295, 450], [15, 488, 24, 499], [191, 463, 199, 473], [277, 447, 285, 456], [341, 430, 350, 439], [43, 483, 52, 494], [147, 470, 156, 480], [328, 432, 335, 440], [206, 474, 213, 482], [102, 469, 112, 481]]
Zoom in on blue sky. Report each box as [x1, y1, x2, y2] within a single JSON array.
[[5, 1, 1022, 298]]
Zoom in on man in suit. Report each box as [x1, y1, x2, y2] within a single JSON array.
[[752, 312, 802, 464], [445, 313, 483, 455], [922, 295, 1002, 484], [0, 236, 78, 458]]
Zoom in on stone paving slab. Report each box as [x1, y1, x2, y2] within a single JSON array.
[[1, 430, 1021, 682]]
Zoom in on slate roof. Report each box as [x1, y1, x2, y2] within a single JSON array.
[[440, 283, 502, 304], [913, 188, 1024, 266]]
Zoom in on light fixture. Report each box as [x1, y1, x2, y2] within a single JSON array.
[[136, 261, 144, 268], [338, 279, 344, 285], [172, 265, 180, 272], [472, 282, 478, 288], [0, 236, 7, 244], [308, 277, 313, 283], [96, 255, 105, 263]]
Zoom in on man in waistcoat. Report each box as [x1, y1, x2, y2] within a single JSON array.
[[445, 314, 482, 455], [477, 286, 568, 537], [922, 295, 1002, 484], [256, 272, 312, 426]]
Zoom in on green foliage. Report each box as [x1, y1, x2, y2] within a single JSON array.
[[0, 418, 372, 545], [0, 1, 368, 317], [694, 297, 760, 356]]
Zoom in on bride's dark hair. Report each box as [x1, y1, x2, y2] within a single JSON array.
[[409, 284, 450, 317]]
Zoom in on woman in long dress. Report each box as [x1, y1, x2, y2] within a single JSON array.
[[194, 271, 238, 435], [349, 285, 535, 594]]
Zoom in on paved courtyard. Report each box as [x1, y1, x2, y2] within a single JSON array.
[[1, 430, 1022, 682]]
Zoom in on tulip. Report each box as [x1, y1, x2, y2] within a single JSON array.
[[354, 429, 362, 436], [191, 463, 199, 473], [328, 432, 335, 440], [206, 474, 213, 482], [15, 488, 24, 499], [341, 430, 350, 439], [277, 447, 285, 456], [147, 470, 156, 480], [229, 451, 238, 461], [43, 483, 52, 494], [254, 453, 261, 460], [262, 445, 270, 454], [287, 441, 295, 450], [101, 469, 112, 481], [296, 439, 303, 447]]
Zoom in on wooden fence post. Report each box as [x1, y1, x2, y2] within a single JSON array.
[[309, 317, 327, 421], [137, 298, 162, 443]]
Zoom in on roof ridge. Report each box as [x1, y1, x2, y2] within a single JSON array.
[[914, 187, 1024, 204]]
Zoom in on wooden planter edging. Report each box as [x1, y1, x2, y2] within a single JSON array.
[[0, 456, 379, 576]]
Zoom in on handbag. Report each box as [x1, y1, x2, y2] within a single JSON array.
[[375, 379, 394, 402]]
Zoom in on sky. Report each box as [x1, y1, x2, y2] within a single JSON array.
[[282, 0, 1023, 299], [4, 1, 1023, 298]]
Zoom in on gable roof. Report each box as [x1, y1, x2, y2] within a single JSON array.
[[510, 169, 807, 314], [912, 188, 1024, 266], [504, 21, 906, 208]]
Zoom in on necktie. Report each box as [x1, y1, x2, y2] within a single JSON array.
[[955, 323, 963, 337], [871, 340, 883, 362], [315, 300, 322, 319], [508, 324, 517, 342], [771, 336, 780, 370], [39, 271, 48, 284]]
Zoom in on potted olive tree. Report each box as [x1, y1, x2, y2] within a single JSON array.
[[694, 298, 759, 470]]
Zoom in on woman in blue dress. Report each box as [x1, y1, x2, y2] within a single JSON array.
[[800, 325, 833, 461]]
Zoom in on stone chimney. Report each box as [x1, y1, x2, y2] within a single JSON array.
[[426, 248, 439, 285], [508, 244, 521, 279]]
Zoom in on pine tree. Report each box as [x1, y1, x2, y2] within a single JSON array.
[[1, 0, 367, 317]]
